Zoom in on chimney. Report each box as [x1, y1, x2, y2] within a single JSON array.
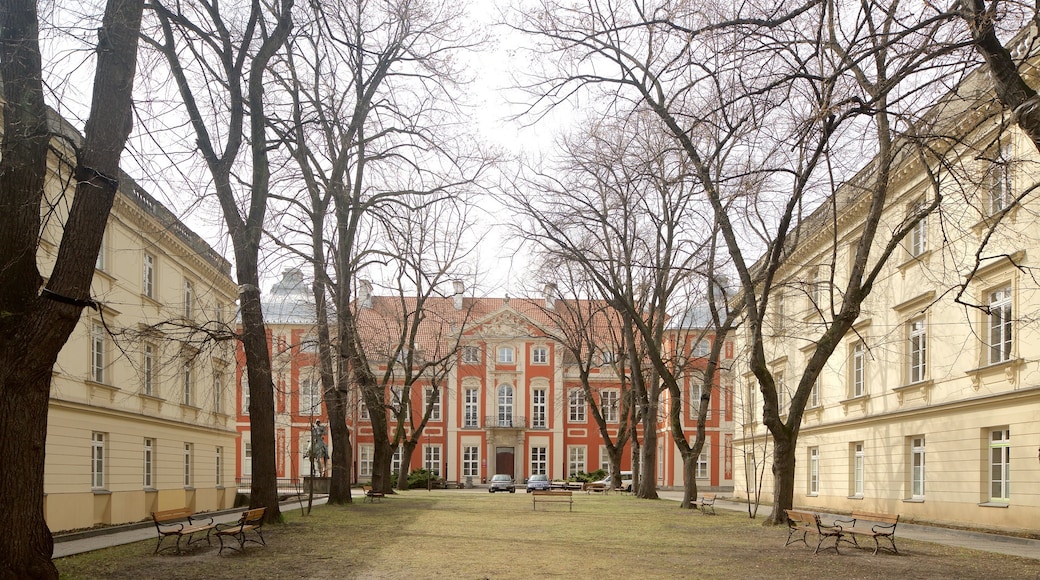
[[544, 283, 557, 310], [358, 279, 373, 309], [452, 280, 464, 310]]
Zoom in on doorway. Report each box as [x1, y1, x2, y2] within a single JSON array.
[[495, 447, 514, 477]]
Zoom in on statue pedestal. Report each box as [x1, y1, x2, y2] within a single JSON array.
[[304, 476, 331, 494]]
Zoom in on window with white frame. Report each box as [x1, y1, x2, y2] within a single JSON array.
[[359, 399, 369, 420], [216, 446, 224, 486], [987, 145, 1013, 215], [143, 438, 155, 488], [143, 253, 155, 298], [851, 442, 865, 497], [142, 343, 155, 396], [462, 346, 480, 364], [95, 230, 107, 271], [91, 432, 106, 489], [989, 428, 1010, 502], [424, 445, 441, 476], [988, 286, 1012, 365], [693, 340, 710, 357], [530, 447, 547, 475], [241, 374, 250, 415], [392, 446, 402, 475], [301, 377, 322, 415], [463, 446, 479, 477], [532, 346, 548, 364], [568, 388, 586, 422], [908, 317, 927, 383], [688, 375, 711, 420], [390, 385, 404, 412], [808, 376, 820, 408], [497, 346, 514, 364], [425, 386, 441, 420], [773, 292, 786, 332], [851, 341, 866, 398], [359, 444, 374, 477], [775, 370, 788, 416], [91, 322, 106, 383], [599, 445, 610, 472], [746, 382, 758, 421], [601, 390, 619, 423], [808, 446, 819, 495], [243, 442, 252, 476], [910, 436, 925, 499], [567, 446, 586, 477], [909, 200, 928, 257], [300, 333, 318, 353], [696, 438, 710, 479], [497, 384, 513, 427], [182, 362, 193, 406], [214, 371, 224, 413], [183, 279, 194, 319], [183, 443, 193, 487], [599, 350, 616, 366], [808, 268, 822, 307], [464, 388, 479, 428], [531, 388, 546, 428]]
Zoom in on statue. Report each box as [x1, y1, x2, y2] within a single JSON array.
[[306, 420, 329, 477]]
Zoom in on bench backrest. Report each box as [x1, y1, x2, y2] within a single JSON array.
[[851, 511, 899, 526], [152, 508, 192, 524], [239, 507, 266, 526], [701, 493, 717, 500], [533, 490, 572, 496], [785, 509, 819, 527]]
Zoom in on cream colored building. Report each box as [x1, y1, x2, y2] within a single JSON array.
[[38, 115, 239, 531], [732, 64, 1040, 534]]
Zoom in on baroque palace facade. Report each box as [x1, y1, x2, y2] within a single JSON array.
[[235, 272, 735, 490], [732, 53, 1040, 533], [39, 113, 239, 532]]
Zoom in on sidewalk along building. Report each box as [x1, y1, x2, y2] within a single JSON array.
[[39, 113, 239, 531], [731, 41, 1040, 533], [234, 276, 734, 491]]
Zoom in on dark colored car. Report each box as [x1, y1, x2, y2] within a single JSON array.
[[525, 473, 550, 493], [488, 474, 515, 493]]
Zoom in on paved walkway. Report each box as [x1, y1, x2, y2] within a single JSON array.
[[53, 490, 1039, 561]]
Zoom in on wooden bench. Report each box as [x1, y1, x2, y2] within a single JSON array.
[[215, 507, 266, 555], [833, 511, 899, 555], [532, 490, 573, 511], [362, 485, 384, 503], [584, 482, 608, 494], [151, 508, 215, 554], [698, 493, 717, 515], [784, 509, 843, 554]]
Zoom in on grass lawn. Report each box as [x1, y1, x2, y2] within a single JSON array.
[[56, 491, 1038, 579]]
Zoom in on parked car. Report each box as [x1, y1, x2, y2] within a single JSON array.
[[488, 474, 515, 493], [594, 471, 633, 492], [525, 473, 550, 493]]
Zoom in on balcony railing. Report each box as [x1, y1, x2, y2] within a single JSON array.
[[484, 415, 527, 429]]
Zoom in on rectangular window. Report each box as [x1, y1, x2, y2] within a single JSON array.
[[773, 293, 786, 332], [910, 436, 925, 499], [808, 268, 822, 307], [143, 438, 155, 488], [143, 253, 155, 298], [532, 346, 548, 364], [359, 399, 369, 420], [988, 286, 1012, 364], [746, 382, 758, 422], [808, 447, 819, 496], [213, 371, 225, 413], [987, 146, 1012, 215], [425, 387, 441, 421], [91, 432, 106, 489], [300, 334, 318, 353], [95, 230, 107, 271], [463, 446, 479, 477], [776, 371, 788, 416], [462, 346, 480, 364], [216, 446, 224, 487], [531, 388, 546, 428], [424, 445, 441, 476], [301, 378, 321, 415], [909, 317, 927, 383], [989, 428, 1010, 502], [851, 341, 866, 397], [601, 390, 619, 423], [567, 446, 586, 477], [909, 200, 928, 257], [693, 340, 710, 357], [497, 346, 514, 364], [183, 279, 194, 319], [183, 443, 193, 487], [392, 446, 402, 475], [183, 362, 193, 406], [599, 445, 610, 472], [530, 446, 547, 475], [91, 323, 106, 383], [359, 445, 374, 477], [808, 377, 820, 408], [241, 374, 250, 415], [464, 388, 479, 428], [599, 350, 616, 366], [696, 438, 710, 479], [243, 442, 252, 476], [142, 344, 155, 396], [568, 389, 586, 422], [851, 442, 865, 497]]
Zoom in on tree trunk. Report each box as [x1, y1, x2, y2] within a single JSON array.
[[325, 386, 352, 503], [0, 0, 144, 575], [768, 428, 797, 526], [681, 453, 698, 510], [397, 441, 417, 490]]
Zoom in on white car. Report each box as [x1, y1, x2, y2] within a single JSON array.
[[595, 471, 633, 492]]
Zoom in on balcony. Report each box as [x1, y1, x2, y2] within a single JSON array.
[[484, 415, 527, 429]]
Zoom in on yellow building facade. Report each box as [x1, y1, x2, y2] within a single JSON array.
[[732, 69, 1040, 534], [38, 121, 239, 531]]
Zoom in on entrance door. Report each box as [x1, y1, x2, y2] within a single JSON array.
[[495, 447, 515, 477]]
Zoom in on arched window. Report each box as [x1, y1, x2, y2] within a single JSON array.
[[497, 384, 514, 427]]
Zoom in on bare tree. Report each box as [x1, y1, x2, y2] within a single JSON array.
[[145, 0, 294, 522], [0, 0, 145, 575]]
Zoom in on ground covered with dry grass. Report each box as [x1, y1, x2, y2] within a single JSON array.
[[56, 491, 1039, 579]]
